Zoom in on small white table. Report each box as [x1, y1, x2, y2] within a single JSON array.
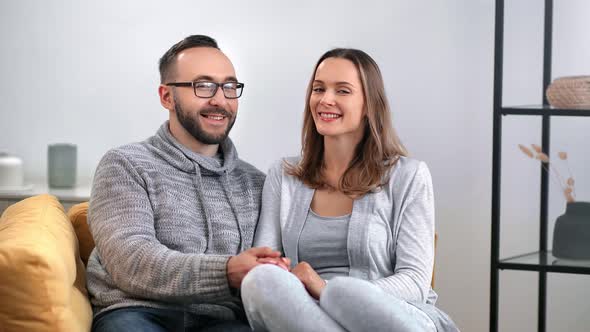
[[0, 181, 91, 215]]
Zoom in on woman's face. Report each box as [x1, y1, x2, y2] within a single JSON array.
[[309, 57, 366, 140]]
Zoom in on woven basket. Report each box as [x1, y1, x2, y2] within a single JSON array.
[[546, 75, 590, 109]]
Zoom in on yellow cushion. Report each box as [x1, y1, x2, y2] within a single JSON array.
[[0, 194, 92, 332], [67, 202, 94, 267]]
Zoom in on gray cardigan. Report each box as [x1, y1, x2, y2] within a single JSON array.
[[253, 156, 458, 331]]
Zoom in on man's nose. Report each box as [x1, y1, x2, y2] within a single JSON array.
[[209, 85, 227, 106]]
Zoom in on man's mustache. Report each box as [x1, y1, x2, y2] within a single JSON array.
[[199, 108, 233, 118]]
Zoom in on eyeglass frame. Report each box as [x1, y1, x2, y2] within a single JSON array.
[[165, 81, 245, 99]]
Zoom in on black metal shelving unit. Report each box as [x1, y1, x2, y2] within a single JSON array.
[[490, 1, 590, 331]]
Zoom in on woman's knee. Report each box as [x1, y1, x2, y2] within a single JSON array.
[[241, 264, 297, 329], [241, 264, 290, 305], [241, 264, 287, 290]]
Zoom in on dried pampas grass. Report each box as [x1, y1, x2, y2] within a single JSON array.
[[532, 144, 543, 153], [536, 153, 550, 163], [517, 144, 577, 203], [518, 144, 534, 158]]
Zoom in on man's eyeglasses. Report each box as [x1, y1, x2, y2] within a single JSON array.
[[165, 81, 244, 99]]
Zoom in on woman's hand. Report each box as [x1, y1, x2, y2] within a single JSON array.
[[256, 256, 291, 271], [291, 262, 326, 300]]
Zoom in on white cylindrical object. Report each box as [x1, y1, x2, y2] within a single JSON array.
[[0, 153, 24, 188]]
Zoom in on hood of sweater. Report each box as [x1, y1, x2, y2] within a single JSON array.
[[150, 121, 238, 175], [148, 121, 246, 251]]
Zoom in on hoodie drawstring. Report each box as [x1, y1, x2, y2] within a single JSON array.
[[191, 165, 215, 252], [192, 164, 249, 253], [221, 171, 247, 252]]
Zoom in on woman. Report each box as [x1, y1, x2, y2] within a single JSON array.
[[241, 48, 458, 332]]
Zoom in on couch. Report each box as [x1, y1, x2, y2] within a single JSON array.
[[0, 194, 94, 331], [0, 194, 439, 331]]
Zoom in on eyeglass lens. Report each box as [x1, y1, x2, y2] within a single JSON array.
[[194, 82, 242, 98]]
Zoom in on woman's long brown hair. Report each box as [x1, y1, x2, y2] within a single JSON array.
[[285, 48, 407, 197]]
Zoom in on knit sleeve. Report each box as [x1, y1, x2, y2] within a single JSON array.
[[369, 162, 436, 303], [252, 159, 284, 252], [88, 150, 233, 303]]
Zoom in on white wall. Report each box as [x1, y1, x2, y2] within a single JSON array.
[[1, 1, 589, 331]]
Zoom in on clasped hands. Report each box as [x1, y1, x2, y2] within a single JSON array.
[[258, 254, 326, 300], [227, 247, 325, 300]]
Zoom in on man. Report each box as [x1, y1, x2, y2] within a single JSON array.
[[87, 35, 282, 332]]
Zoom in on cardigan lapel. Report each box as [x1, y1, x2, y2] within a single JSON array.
[[282, 182, 315, 264], [347, 193, 374, 279]]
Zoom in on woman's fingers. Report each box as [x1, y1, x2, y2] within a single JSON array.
[[257, 257, 290, 271]]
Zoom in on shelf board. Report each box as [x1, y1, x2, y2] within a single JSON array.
[[0, 181, 90, 203], [501, 105, 590, 116], [497, 251, 590, 274]]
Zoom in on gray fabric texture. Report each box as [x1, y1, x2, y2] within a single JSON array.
[[86, 121, 265, 321], [252, 156, 459, 331], [241, 264, 437, 332], [298, 210, 350, 280]]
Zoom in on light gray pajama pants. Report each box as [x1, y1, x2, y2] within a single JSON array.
[[241, 264, 437, 332]]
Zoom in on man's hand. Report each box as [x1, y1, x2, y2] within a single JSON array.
[[291, 262, 326, 300], [226, 247, 282, 288]]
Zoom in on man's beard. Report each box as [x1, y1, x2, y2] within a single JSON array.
[[174, 97, 236, 145]]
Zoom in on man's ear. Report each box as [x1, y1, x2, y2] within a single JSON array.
[[159, 85, 174, 111]]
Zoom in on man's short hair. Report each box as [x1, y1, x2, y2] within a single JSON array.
[[159, 35, 219, 83]]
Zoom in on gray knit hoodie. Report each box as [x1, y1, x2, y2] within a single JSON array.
[[86, 121, 265, 321]]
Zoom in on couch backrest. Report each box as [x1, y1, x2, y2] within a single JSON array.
[[67, 202, 94, 266]]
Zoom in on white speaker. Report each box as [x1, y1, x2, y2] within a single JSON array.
[[0, 152, 24, 188]]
